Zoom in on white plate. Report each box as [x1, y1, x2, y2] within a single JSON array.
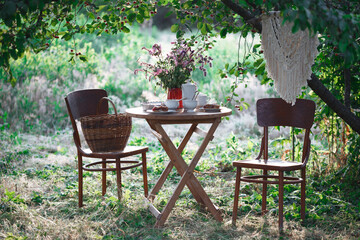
[[203, 108, 220, 112], [147, 110, 170, 114], [147, 110, 180, 114]]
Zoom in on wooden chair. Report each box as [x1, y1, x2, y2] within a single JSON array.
[[65, 89, 148, 207], [232, 98, 315, 231]]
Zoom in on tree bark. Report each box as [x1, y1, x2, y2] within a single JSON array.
[[221, 0, 360, 135], [221, 0, 262, 32], [308, 74, 360, 134]]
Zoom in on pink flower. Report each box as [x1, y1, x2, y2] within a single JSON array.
[[153, 68, 168, 76], [142, 44, 161, 56], [135, 37, 212, 89]]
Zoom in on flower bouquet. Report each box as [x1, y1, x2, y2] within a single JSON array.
[[135, 37, 212, 90]]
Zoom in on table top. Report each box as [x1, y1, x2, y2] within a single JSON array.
[[126, 107, 232, 120]]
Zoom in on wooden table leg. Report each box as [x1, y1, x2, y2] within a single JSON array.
[[148, 121, 204, 205], [149, 119, 223, 227], [148, 123, 198, 201]]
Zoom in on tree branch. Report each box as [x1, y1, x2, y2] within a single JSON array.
[[308, 74, 360, 134], [221, 0, 262, 32], [220, 0, 360, 134]]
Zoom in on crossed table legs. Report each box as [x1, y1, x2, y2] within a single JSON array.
[[144, 118, 223, 227]]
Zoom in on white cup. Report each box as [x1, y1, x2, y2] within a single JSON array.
[[183, 100, 197, 111], [196, 93, 207, 108], [165, 99, 179, 109]]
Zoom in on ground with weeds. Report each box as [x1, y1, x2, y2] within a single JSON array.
[[1, 121, 359, 239]]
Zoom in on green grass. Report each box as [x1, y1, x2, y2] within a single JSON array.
[[0, 127, 359, 239]]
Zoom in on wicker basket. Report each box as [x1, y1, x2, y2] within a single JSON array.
[[80, 97, 132, 152]]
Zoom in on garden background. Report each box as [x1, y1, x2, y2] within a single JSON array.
[[1, 3, 360, 240]]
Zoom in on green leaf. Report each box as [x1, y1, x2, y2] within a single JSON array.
[[158, 0, 169, 5], [97, 5, 107, 12], [243, 102, 250, 109], [292, 19, 300, 33], [136, 14, 144, 23], [241, 30, 248, 38], [176, 30, 183, 38], [254, 58, 264, 67], [206, 23, 213, 32], [220, 27, 227, 38], [339, 36, 348, 52], [16, 14, 22, 27], [201, 24, 207, 35], [165, 11, 174, 17], [10, 49, 18, 60], [122, 26, 130, 33], [229, 68, 235, 75], [238, 0, 249, 7], [51, 19, 58, 26], [183, 2, 191, 9], [255, 63, 266, 75], [128, 13, 136, 22], [62, 33, 72, 41], [88, 12, 95, 20], [79, 55, 88, 62], [225, 63, 229, 70], [171, 24, 179, 33]]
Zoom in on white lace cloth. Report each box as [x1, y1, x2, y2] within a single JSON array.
[[261, 11, 319, 105]]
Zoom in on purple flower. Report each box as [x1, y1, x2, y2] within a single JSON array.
[[142, 44, 161, 56], [134, 69, 143, 75], [135, 37, 213, 89]]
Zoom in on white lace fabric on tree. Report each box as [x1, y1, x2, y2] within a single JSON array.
[[261, 11, 319, 105]]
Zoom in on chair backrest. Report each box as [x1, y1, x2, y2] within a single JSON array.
[[257, 98, 315, 129], [65, 89, 108, 121], [64, 89, 108, 148], [256, 98, 315, 163]]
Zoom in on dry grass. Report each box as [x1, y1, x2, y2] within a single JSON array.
[[1, 129, 359, 240]]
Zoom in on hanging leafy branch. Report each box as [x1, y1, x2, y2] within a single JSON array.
[[0, 0, 157, 84]]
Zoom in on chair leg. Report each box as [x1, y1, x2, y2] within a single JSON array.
[[301, 168, 306, 221], [78, 154, 84, 208], [115, 158, 122, 200], [262, 169, 268, 215], [142, 152, 148, 198], [102, 158, 107, 196], [232, 167, 242, 225], [278, 171, 284, 232]]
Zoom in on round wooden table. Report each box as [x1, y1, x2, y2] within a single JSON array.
[[126, 107, 232, 227]]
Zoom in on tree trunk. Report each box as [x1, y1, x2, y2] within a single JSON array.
[[221, 0, 360, 134], [308, 74, 360, 134]]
